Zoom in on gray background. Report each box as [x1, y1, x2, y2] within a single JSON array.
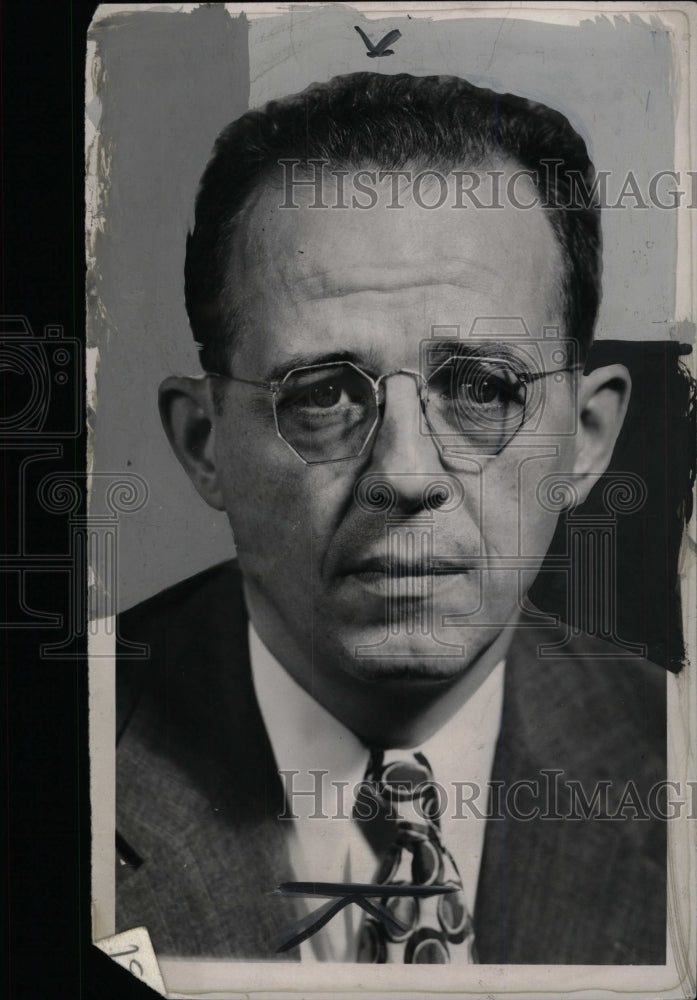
[[87, 4, 678, 611]]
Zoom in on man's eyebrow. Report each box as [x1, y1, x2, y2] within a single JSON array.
[[265, 349, 380, 382], [427, 340, 536, 366]]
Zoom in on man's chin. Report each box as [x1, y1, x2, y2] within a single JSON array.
[[329, 632, 479, 686], [349, 658, 467, 685]]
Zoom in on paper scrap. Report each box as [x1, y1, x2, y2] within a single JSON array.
[[95, 926, 167, 995]]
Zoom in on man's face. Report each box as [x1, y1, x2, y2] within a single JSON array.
[[213, 167, 576, 693]]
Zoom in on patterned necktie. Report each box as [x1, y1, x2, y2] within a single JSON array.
[[354, 750, 477, 964]]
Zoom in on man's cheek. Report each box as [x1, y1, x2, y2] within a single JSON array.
[[518, 452, 569, 557], [477, 451, 564, 570], [230, 459, 298, 516], [225, 469, 300, 555]]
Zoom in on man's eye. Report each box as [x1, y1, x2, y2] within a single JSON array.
[[306, 381, 344, 408], [458, 372, 519, 407], [462, 375, 502, 405], [439, 359, 523, 408], [283, 370, 370, 412]]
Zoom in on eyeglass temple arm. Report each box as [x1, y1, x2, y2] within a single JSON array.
[[521, 363, 585, 384]]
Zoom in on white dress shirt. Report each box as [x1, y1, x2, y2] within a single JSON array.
[[249, 624, 505, 962]]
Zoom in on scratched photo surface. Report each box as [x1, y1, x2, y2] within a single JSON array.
[[86, 3, 696, 996]]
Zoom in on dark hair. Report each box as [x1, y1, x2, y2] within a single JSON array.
[[185, 72, 601, 373]]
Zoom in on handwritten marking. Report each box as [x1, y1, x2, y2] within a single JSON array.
[[354, 26, 402, 58], [95, 927, 166, 994]]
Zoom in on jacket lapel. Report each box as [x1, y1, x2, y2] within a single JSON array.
[[116, 562, 302, 959]]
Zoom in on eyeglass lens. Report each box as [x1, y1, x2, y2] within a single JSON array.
[[275, 364, 378, 462]]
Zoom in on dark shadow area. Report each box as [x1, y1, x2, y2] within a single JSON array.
[[531, 339, 696, 673]]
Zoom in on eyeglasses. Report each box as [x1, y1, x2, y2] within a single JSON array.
[[209, 351, 582, 465]]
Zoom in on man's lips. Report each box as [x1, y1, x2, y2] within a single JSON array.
[[340, 556, 471, 578]]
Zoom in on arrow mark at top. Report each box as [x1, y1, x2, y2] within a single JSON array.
[[354, 26, 402, 58]]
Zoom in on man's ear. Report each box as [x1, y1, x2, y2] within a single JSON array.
[[158, 375, 226, 511], [572, 363, 632, 504]]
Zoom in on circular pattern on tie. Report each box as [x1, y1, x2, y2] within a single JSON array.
[[384, 891, 419, 943], [437, 888, 472, 944], [356, 918, 387, 963], [405, 927, 450, 964], [375, 757, 432, 805], [418, 783, 444, 822], [375, 844, 401, 884], [409, 831, 443, 885]]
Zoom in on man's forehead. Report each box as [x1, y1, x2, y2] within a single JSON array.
[[230, 166, 563, 311]]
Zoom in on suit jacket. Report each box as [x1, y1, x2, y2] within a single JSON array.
[[115, 561, 666, 963]]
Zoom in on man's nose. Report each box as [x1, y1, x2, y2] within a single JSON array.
[[370, 374, 441, 469], [362, 374, 447, 510]]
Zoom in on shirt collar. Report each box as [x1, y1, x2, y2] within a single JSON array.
[[249, 622, 504, 804]]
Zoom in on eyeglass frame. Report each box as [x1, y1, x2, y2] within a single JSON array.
[[207, 356, 585, 466]]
